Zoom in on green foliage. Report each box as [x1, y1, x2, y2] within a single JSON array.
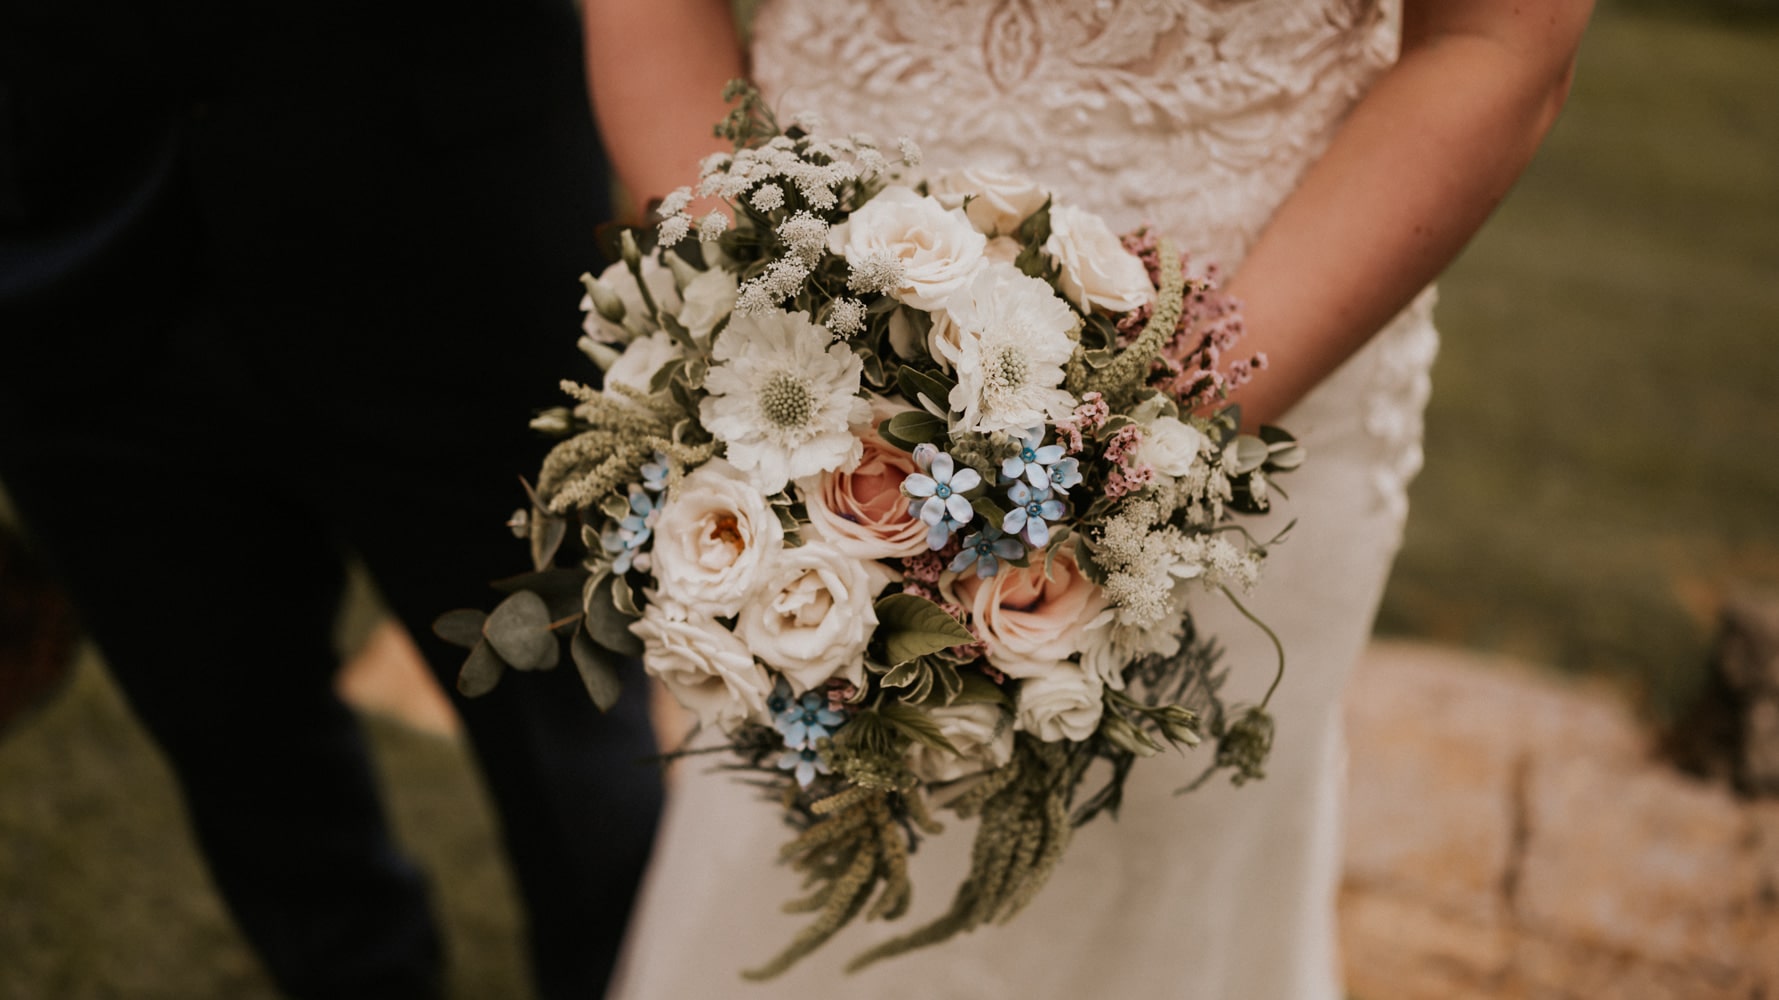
[[876, 411, 946, 451], [570, 629, 624, 712], [457, 639, 506, 697], [872, 594, 975, 665], [582, 573, 645, 657], [432, 609, 487, 650], [482, 591, 557, 671]]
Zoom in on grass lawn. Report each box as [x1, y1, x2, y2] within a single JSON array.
[[1376, 8, 1779, 718], [1, 7, 1774, 996]]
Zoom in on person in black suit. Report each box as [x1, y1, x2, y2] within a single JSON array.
[[0, 2, 661, 997]]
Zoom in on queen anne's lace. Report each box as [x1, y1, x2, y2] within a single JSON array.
[[754, 0, 1437, 515]]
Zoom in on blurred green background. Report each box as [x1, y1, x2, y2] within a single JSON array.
[[2, 4, 1776, 996]]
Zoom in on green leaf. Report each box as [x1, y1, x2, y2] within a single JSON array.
[[877, 702, 958, 755], [610, 572, 640, 617], [973, 496, 1009, 532], [600, 492, 632, 521], [950, 672, 1011, 707], [648, 357, 686, 395], [880, 660, 935, 705], [874, 593, 974, 665], [896, 366, 957, 413], [571, 628, 624, 712], [432, 609, 487, 650], [1230, 434, 1269, 475], [530, 511, 567, 572], [878, 411, 947, 451], [483, 590, 559, 671], [492, 567, 588, 623], [582, 573, 645, 656], [457, 639, 506, 698]]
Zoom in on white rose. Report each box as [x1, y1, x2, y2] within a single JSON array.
[[1015, 662, 1105, 743], [734, 541, 893, 693], [649, 458, 784, 618], [581, 257, 681, 344], [1133, 416, 1205, 478], [1044, 205, 1153, 314], [929, 168, 1048, 237], [601, 330, 682, 396], [630, 599, 771, 731], [982, 236, 1022, 266], [906, 701, 1016, 784], [675, 267, 738, 341], [830, 185, 987, 311]]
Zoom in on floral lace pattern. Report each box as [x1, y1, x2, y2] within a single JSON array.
[[753, 0, 1437, 516]]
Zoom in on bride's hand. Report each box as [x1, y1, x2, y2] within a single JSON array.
[[1222, 0, 1594, 427]]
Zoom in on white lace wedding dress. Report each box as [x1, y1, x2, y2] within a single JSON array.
[[608, 1, 1438, 997]]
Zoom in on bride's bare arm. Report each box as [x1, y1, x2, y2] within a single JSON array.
[[581, 0, 745, 219], [1223, 0, 1594, 426]]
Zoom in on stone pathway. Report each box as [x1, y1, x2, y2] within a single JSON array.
[[338, 628, 1779, 997], [1342, 640, 1779, 999]]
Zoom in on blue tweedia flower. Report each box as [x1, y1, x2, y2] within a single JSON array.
[[1002, 482, 1067, 548], [1045, 456, 1083, 493], [600, 484, 660, 574], [774, 689, 846, 748], [765, 677, 795, 721], [948, 525, 1027, 579], [778, 745, 832, 788], [1000, 427, 1070, 491], [903, 448, 981, 550], [639, 451, 671, 493]]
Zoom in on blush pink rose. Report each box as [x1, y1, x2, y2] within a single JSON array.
[[951, 551, 1106, 679], [798, 400, 930, 560]]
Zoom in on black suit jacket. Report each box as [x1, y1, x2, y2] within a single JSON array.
[[0, 0, 609, 440]]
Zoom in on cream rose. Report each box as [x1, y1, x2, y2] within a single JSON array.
[[929, 168, 1048, 237], [734, 541, 892, 693], [1044, 205, 1153, 314], [581, 257, 681, 344], [1015, 662, 1105, 742], [829, 185, 987, 311], [675, 267, 738, 341], [950, 551, 1107, 679], [798, 399, 931, 559], [601, 330, 682, 396], [649, 458, 784, 618], [906, 702, 1016, 784], [630, 600, 771, 731], [1133, 416, 1206, 478]]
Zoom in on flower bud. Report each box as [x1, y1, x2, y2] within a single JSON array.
[[576, 335, 622, 372], [529, 408, 572, 435], [619, 229, 642, 268], [664, 250, 700, 292], [1098, 711, 1163, 758], [581, 273, 627, 322]]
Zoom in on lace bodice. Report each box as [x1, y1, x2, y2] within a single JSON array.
[[753, 0, 1395, 267], [752, 0, 1436, 518]]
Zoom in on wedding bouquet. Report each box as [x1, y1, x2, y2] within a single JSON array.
[[436, 83, 1301, 978]]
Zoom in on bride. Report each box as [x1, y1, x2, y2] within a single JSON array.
[[583, 1, 1590, 996]]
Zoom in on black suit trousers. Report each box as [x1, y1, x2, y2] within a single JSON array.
[[0, 3, 662, 997]]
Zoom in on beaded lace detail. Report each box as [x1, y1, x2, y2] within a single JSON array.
[[752, 0, 1437, 516]]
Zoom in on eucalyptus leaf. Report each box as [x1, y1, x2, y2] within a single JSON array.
[[483, 590, 558, 671], [432, 608, 488, 650], [583, 572, 645, 656], [571, 628, 624, 712], [492, 567, 588, 623], [457, 639, 506, 698], [1231, 435, 1270, 475], [874, 593, 975, 665]]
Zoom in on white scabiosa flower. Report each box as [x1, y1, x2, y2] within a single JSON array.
[[700, 309, 871, 494], [945, 264, 1079, 434]]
